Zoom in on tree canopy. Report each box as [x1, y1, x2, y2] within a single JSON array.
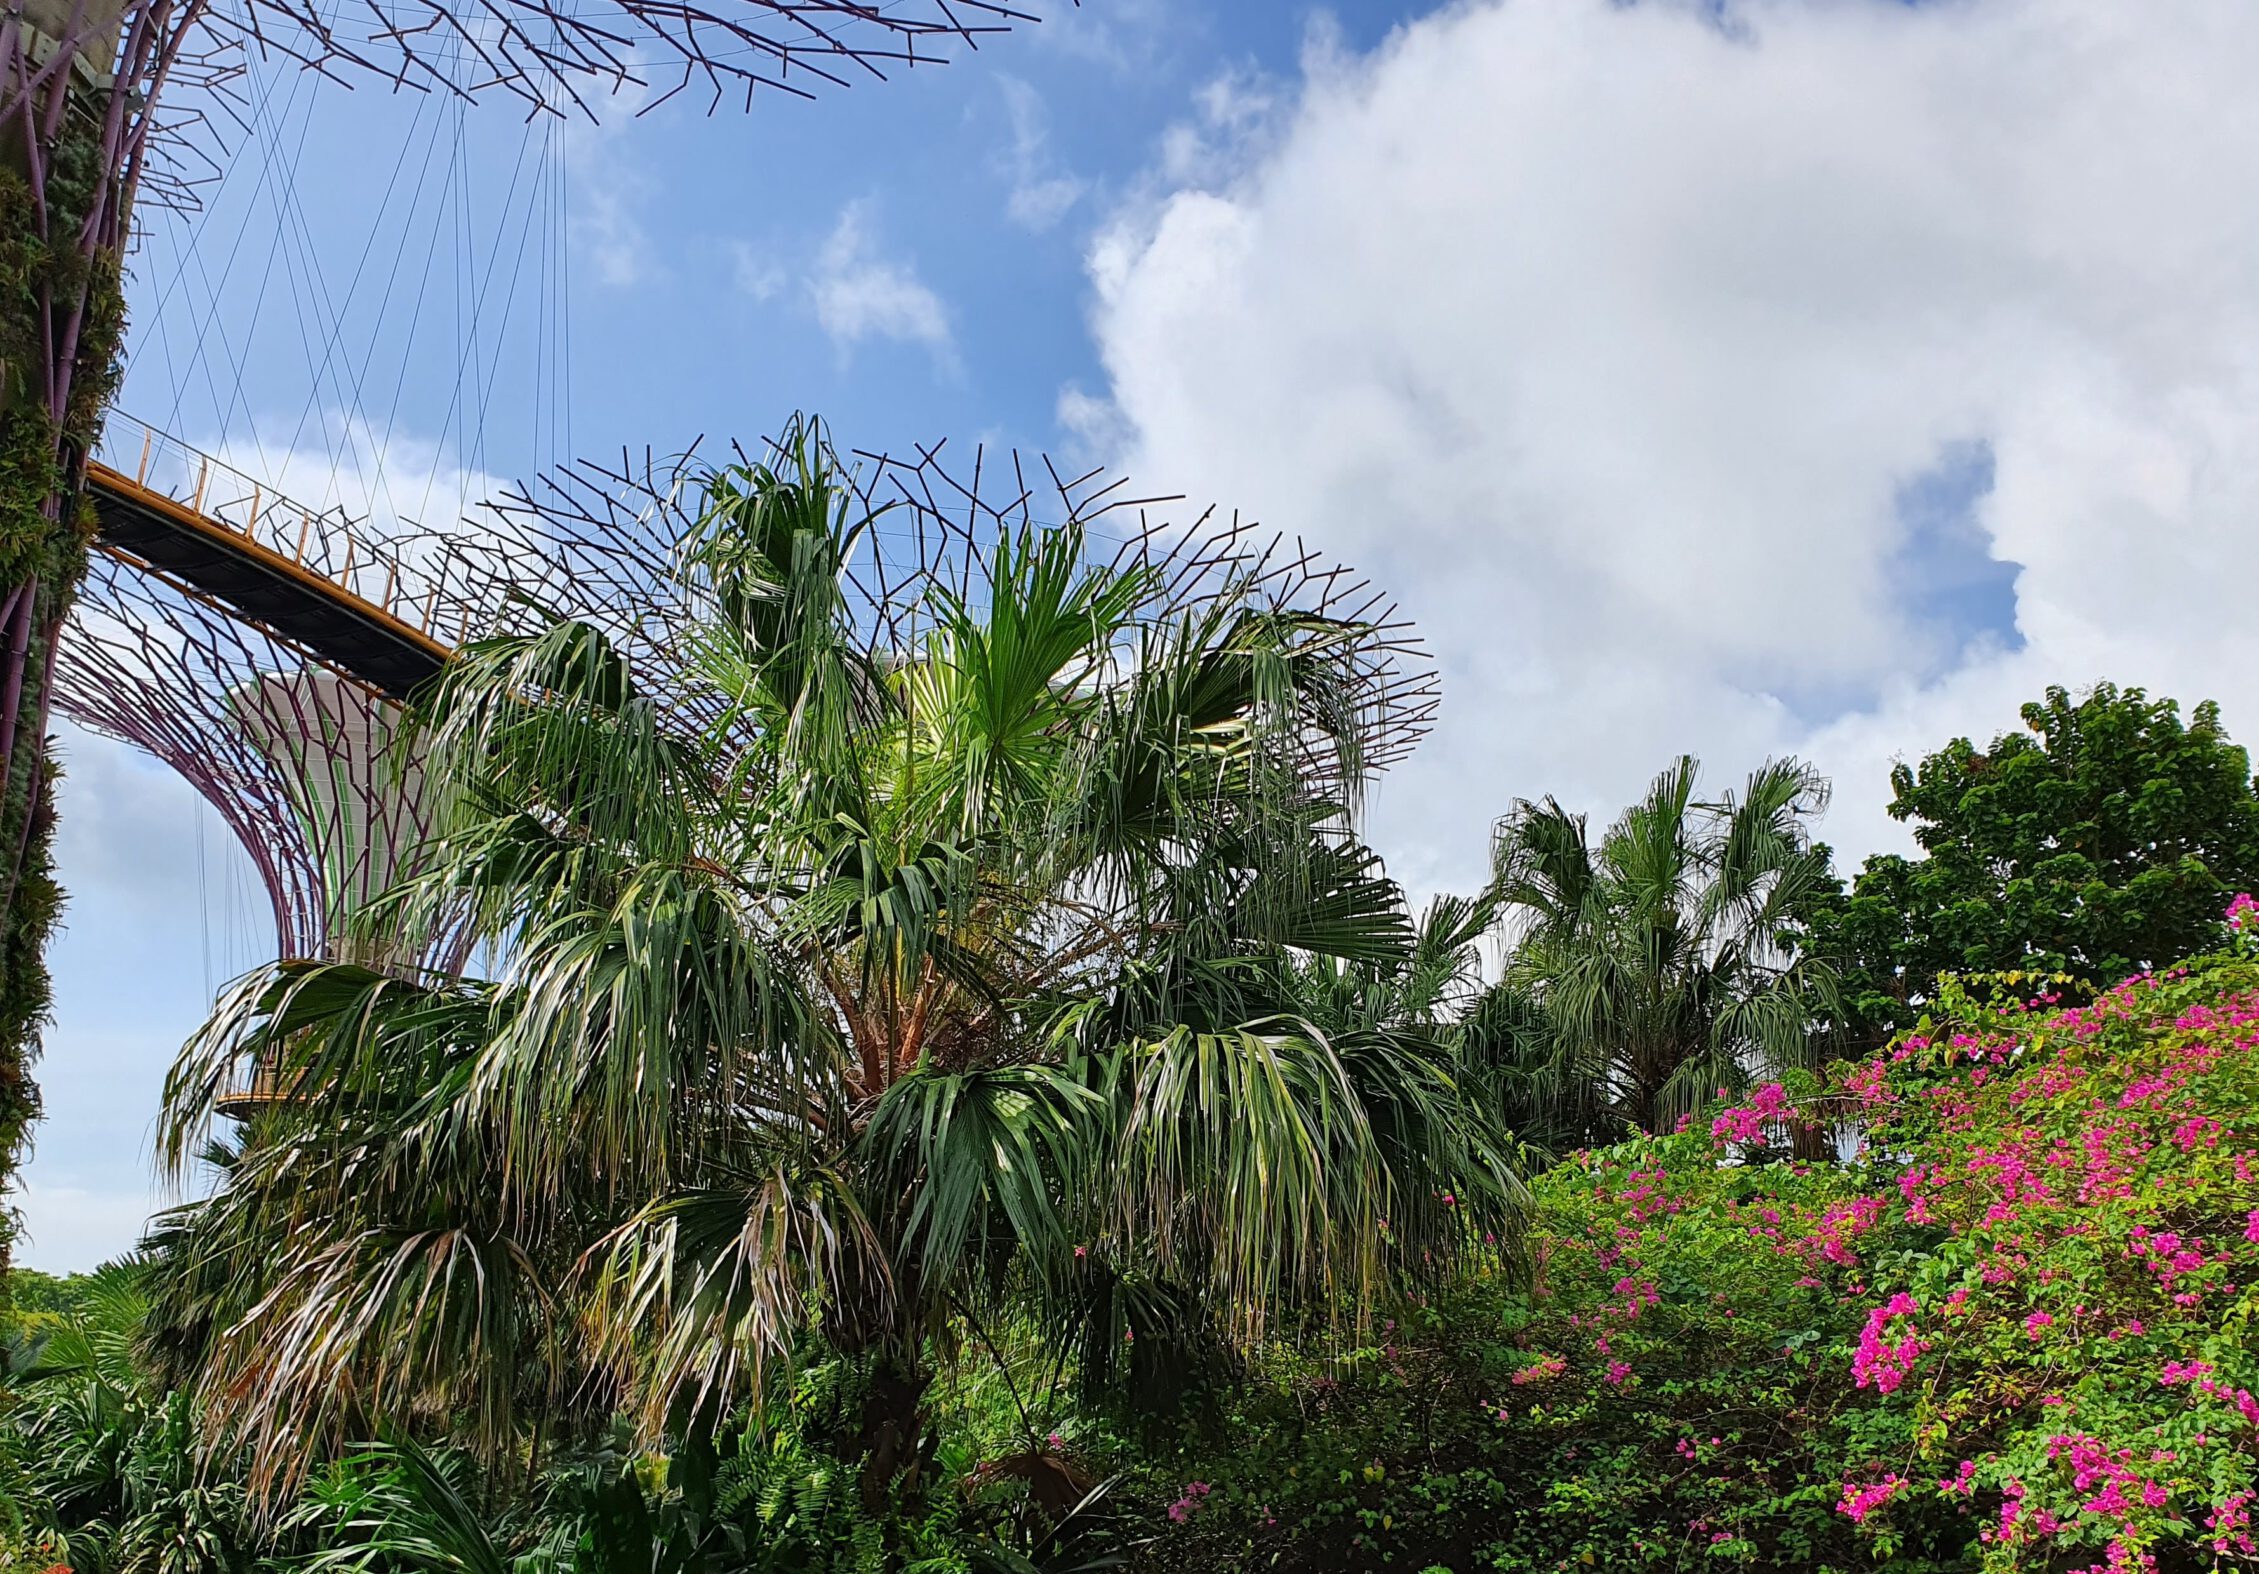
[[1482, 756, 1840, 1138], [1811, 681, 2259, 1038]]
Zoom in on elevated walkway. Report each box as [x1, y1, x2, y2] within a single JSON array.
[[86, 418, 463, 698]]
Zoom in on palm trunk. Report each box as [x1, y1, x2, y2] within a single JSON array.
[[856, 1349, 932, 1512]]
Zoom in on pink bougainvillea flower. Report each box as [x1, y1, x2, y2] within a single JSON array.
[[1853, 1294, 1923, 1394], [1837, 1475, 1905, 1525]]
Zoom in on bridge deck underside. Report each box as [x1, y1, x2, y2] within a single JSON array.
[[86, 463, 450, 699]]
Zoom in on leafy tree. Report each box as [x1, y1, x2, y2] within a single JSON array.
[[1483, 757, 1840, 1136], [143, 418, 1521, 1508], [2, 1266, 98, 1326], [1812, 682, 2259, 1038]]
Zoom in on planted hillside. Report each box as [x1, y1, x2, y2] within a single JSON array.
[[15, 692, 2259, 1573], [1136, 913, 2259, 1571]]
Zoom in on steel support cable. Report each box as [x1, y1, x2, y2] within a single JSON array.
[[157, 53, 322, 448], [341, 100, 454, 530], [551, 115, 566, 482], [558, 102, 572, 474], [142, 98, 270, 435], [529, 114, 552, 482], [176, 59, 329, 485], [247, 46, 421, 511], [451, 94, 467, 499], [481, 123, 560, 481], [364, 110, 466, 530], [412, 106, 543, 528], [196, 790, 212, 996], [271, 90, 438, 497], [458, 117, 551, 496], [168, 50, 324, 470], [122, 6, 274, 389], [244, 69, 357, 494]]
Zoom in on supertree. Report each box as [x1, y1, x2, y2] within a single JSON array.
[[0, 0, 1050, 1260]]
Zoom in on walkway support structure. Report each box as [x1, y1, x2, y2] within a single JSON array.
[[85, 419, 458, 697]]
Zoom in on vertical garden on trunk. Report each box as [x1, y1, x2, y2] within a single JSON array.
[[0, 25, 132, 1266]]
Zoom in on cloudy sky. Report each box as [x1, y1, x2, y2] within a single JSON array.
[[22, 0, 2259, 1270]]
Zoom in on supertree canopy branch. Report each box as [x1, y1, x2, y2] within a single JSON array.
[[213, 0, 1049, 119], [466, 425, 1441, 789]]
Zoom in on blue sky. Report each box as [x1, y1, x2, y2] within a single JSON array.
[[25, 0, 2259, 1270]]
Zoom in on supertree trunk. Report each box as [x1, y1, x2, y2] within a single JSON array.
[[0, 0, 184, 1267]]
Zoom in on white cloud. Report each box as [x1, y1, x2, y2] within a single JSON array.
[[1078, 0, 2259, 900], [127, 411, 519, 621], [808, 201, 957, 370], [188, 411, 514, 538], [1156, 64, 1284, 190], [997, 77, 1087, 231], [730, 240, 787, 302]]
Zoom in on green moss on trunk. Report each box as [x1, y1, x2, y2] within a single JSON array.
[[0, 97, 128, 1269]]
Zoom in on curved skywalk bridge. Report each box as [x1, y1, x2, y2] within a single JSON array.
[[87, 417, 472, 697]]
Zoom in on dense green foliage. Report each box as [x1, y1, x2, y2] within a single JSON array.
[[0, 91, 130, 1272], [2, 1263, 262, 1572], [3, 1267, 98, 1322], [1811, 683, 2259, 1042], [30, 912, 2259, 1570]]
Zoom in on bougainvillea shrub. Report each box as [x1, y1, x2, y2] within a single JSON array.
[[1809, 938, 2259, 1571], [1139, 918, 2259, 1571]]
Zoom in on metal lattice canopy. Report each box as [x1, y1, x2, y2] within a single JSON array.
[[211, 0, 1045, 117], [6, 0, 1059, 217], [57, 423, 1438, 977], [463, 433, 1442, 783]]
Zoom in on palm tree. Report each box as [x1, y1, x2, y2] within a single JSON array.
[[1287, 890, 1571, 1262], [143, 419, 1520, 1502], [1485, 756, 1841, 1137]]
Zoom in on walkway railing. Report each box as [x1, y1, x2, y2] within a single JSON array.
[[84, 414, 532, 694]]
